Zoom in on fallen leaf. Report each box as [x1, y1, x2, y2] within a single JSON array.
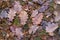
[[32, 13, 43, 25], [29, 25, 39, 34], [18, 10, 28, 25], [8, 8, 16, 21]]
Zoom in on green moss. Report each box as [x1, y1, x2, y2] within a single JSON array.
[[49, 6, 54, 13], [29, 0, 32, 2], [19, 0, 26, 6], [39, 30, 48, 36], [34, 37, 42, 40], [49, 0, 55, 12], [13, 16, 20, 26]]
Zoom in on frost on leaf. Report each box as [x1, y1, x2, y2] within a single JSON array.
[[29, 25, 39, 34], [18, 10, 28, 25], [46, 22, 58, 33], [8, 9, 16, 21], [13, 1, 22, 12], [32, 13, 43, 25], [31, 9, 38, 18]]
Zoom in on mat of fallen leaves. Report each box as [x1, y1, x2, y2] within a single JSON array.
[[0, 0, 60, 40]]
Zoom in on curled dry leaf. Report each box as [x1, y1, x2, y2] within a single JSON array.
[[29, 25, 39, 34], [8, 8, 16, 21], [32, 13, 43, 25], [18, 10, 28, 25]]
